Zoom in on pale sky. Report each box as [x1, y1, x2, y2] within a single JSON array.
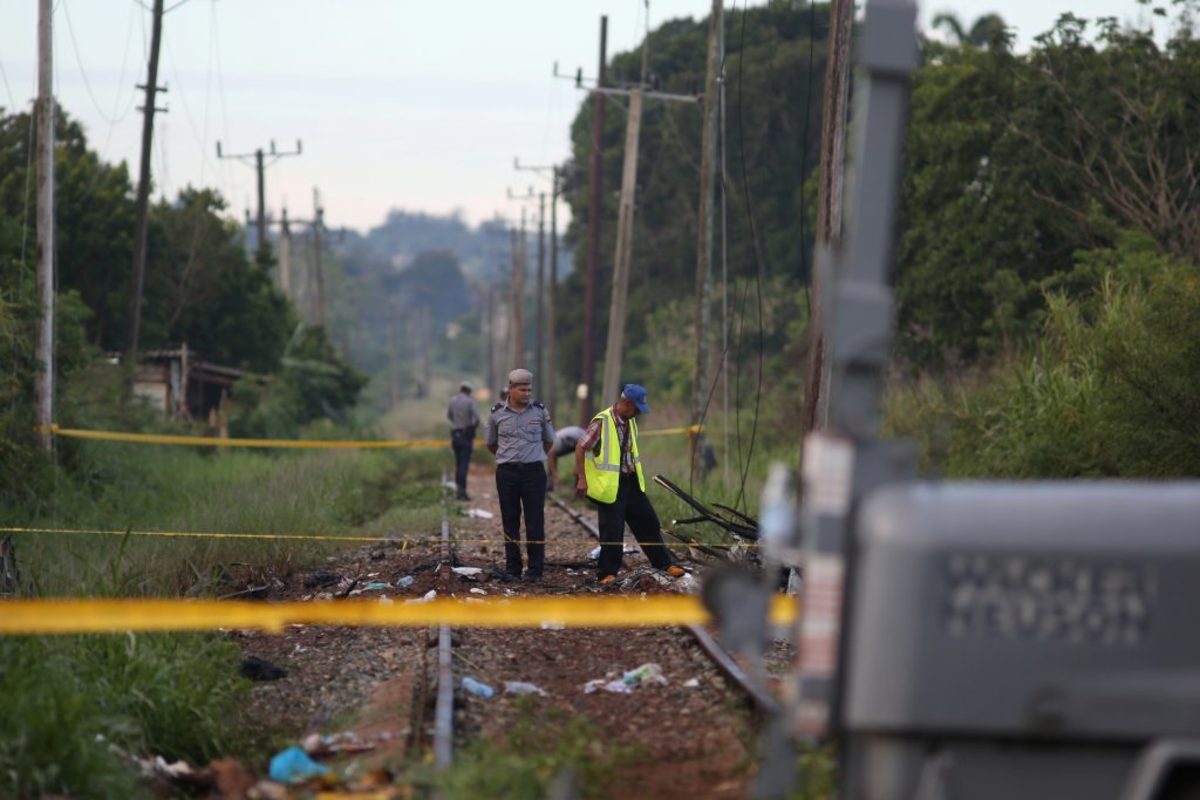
[[0, 0, 1163, 233]]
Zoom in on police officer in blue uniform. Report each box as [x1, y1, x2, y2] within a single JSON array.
[[486, 368, 555, 582]]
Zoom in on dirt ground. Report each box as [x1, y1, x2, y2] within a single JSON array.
[[234, 462, 783, 798]]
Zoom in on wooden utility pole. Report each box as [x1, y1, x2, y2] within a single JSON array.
[[802, 0, 854, 434], [509, 218, 525, 368], [514, 158, 561, 416], [216, 139, 301, 258], [580, 15, 607, 425], [548, 168, 559, 419], [34, 0, 54, 450], [535, 191, 546, 388], [599, 87, 645, 406], [125, 0, 165, 376], [691, 0, 724, 476], [278, 207, 292, 294]]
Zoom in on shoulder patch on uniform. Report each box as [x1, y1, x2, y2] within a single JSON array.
[[532, 401, 545, 409], [490, 402, 504, 413]]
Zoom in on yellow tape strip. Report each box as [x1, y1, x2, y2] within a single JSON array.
[[37, 425, 446, 449], [0, 595, 799, 634], [0, 525, 392, 544], [37, 424, 697, 447], [0, 525, 760, 549], [639, 424, 703, 438]]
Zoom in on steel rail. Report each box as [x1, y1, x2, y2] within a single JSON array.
[[433, 471, 455, 769], [550, 494, 780, 713]]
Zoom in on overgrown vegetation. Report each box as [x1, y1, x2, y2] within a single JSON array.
[[436, 705, 628, 800]]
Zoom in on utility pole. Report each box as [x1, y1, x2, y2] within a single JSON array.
[[581, 15, 608, 425], [535, 192, 545, 389], [125, 0, 166, 379], [278, 207, 292, 294], [216, 138, 302, 258], [802, 0, 854, 434], [484, 284, 496, 396], [599, 87, 644, 406], [509, 214, 526, 368], [312, 187, 325, 328], [589, 18, 700, 407], [34, 0, 54, 450], [514, 157, 562, 418], [691, 0, 724, 479]]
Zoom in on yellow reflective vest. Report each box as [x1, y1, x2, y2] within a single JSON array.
[[583, 407, 645, 504]]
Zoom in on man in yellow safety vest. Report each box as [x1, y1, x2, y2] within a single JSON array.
[[573, 384, 687, 586]]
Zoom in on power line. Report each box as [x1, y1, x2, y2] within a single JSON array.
[[61, 0, 134, 125]]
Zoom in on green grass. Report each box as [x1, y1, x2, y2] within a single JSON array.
[[434, 703, 629, 800], [0, 426, 451, 796]]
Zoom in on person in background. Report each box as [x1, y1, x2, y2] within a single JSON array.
[[446, 382, 480, 501], [487, 369, 555, 582], [547, 425, 584, 491], [574, 383, 686, 586]]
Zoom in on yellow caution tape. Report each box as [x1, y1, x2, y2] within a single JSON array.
[[639, 424, 704, 438], [0, 525, 400, 544], [36, 423, 698, 447], [0, 525, 760, 549], [0, 595, 799, 634], [36, 424, 446, 449]]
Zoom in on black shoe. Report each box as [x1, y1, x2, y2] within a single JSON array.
[[525, 573, 543, 584], [456, 490, 470, 501]]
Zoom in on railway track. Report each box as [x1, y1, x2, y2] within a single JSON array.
[[411, 478, 781, 797]]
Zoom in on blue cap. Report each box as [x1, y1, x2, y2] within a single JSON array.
[[621, 383, 651, 414]]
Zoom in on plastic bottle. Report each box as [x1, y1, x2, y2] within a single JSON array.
[[461, 676, 495, 698]]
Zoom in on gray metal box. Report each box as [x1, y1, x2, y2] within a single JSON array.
[[842, 482, 1200, 800]]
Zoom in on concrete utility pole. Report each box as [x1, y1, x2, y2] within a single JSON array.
[[216, 138, 302, 258], [34, 0, 54, 450], [592, 35, 700, 407], [581, 15, 608, 426], [691, 0, 724, 478], [802, 0, 854, 435], [125, 0, 166, 377], [599, 87, 645, 407]]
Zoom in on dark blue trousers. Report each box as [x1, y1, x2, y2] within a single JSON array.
[[595, 474, 674, 578], [451, 431, 473, 493], [495, 462, 546, 577]]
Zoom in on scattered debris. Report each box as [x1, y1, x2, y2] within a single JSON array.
[[451, 566, 484, 578], [220, 584, 270, 601], [462, 508, 495, 519], [588, 544, 635, 560], [540, 620, 565, 630], [303, 569, 341, 589], [240, 656, 287, 682], [211, 757, 256, 797], [504, 681, 547, 697], [394, 575, 415, 589], [461, 676, 495, 698], [267, 746, 329, 784], [623, 662, 668, 687], [469, 588, 488, 595], [584, 678, 632, 695], [363, 582, 390, 591], [405, 589, 437, 604], [683, 677, 701, 688]]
